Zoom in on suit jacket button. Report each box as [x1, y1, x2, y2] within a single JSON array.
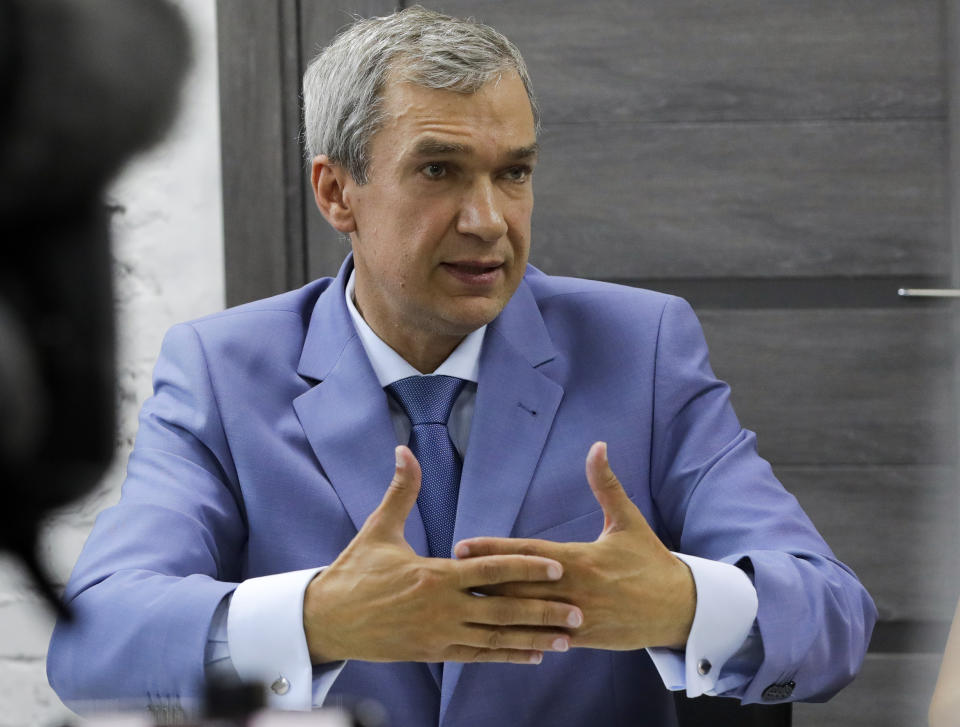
[[271, 676, 291, 695], [697, 658, 712, 676]]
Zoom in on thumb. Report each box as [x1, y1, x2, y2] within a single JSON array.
[[586, 441, 636, 536], [364, 445, 422, 540]]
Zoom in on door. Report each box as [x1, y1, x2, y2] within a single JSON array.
[[217, 2, 960, 724]]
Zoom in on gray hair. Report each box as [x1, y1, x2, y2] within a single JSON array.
[[302, 5, 539, 184]]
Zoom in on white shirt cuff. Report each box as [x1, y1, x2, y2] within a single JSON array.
[[227, 567, 345, 710], [646, 553, 759, 697]]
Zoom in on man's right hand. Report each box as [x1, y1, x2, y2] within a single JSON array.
[[303, 445, 583, 665]]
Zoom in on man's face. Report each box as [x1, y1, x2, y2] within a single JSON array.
[[341, 70, 537, 359]]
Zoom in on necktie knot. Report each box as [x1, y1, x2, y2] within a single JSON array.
[[386, 375, 466, 426]]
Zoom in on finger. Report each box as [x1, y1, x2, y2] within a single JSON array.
[[454, 537, 561, 560], [457, 625, 572, 654], [469, 595, 583, 629], [585, 441, 635, 533], [454, 554, 563, 589], [472, 582, 556, 601], [364, 445, 421, 537], [443, 645, 544, 665]]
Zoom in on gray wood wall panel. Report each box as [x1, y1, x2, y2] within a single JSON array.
[[530, 121, 947, 279], [298, 1, 950, 280], [299, 2, 401, 58], [793, 653, 942, 727], [299, 2, 399, 280], [425, 0, 944, 124], [780, 466, 959, 622], [698, 308, 957, 465], [218, 0, 305, 306]]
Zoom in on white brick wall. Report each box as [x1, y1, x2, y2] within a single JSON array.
[[0, 2, 223, 724]]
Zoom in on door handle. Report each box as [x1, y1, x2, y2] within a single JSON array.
[[897, 288, 960, 298]]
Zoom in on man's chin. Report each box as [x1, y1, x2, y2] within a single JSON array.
[[439, 298, 508, 335]]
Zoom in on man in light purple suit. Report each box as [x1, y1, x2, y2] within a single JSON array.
[[49, 7, 876, 725]]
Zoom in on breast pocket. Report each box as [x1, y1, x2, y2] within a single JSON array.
[[513, 505, 604, 542]]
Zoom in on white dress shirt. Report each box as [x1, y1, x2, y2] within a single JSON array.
[[205, 271, 761, 709]]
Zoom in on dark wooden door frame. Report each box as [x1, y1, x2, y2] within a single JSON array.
[[217, 0, 308, 306]]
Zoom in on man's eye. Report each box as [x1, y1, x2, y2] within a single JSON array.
[[422, 163, 447, 179], [504, 165, 532, 183]]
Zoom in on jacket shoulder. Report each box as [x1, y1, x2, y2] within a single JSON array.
[[161, 278, 335, 367], [522, 266, 682, 324], [179, 278, 330, 340], [188, 278, 332, 329]]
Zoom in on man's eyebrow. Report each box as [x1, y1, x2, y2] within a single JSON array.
[[412, 138, 471, 156], [410, 138, 540, 160], [510, 143, 539, 160]]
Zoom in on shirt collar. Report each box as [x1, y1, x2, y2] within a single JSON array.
[[345, 269, 485, 387]]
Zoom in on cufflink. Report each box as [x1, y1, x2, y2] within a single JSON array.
[[696, 658, 712, 676], [761, 680, 795, 701], [270, 676, 290, 696]]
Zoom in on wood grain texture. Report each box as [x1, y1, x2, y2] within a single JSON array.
[[279, 0, 308, 294], [297, 2, 950, 280], [218, 0, 315, 304], [219, 0, 400, 292], [299, 1, 401, 55], [528, 121, 947, 279], [778, 465, 959, 622], [421, 0, 944, 123], [218, 1, 293, 304], [792, 653, 943, 727], [299, 1, 399, 280], [696, 308, 957, 465]]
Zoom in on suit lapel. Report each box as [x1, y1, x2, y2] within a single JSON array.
[[440, 277, 564, 723], [293, 256, 430, 557], [293, 257, 436, 689]]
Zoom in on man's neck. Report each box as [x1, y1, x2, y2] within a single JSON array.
[[354, 300, 464, 374], [344, 269, 486, 384]]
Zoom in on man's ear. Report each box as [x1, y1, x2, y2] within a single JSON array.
[[311, 155, 357, 233]]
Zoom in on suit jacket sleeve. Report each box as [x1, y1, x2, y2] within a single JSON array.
[[649, 295, 877, 703], [47, 322, 246, 709]]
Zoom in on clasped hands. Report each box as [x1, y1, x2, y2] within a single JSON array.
[[303, 442, 695, 665]]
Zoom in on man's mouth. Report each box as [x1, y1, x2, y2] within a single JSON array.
[[441, 261, 504, 286]]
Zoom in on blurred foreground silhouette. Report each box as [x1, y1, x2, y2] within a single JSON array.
[[0, 0, 189, 611]]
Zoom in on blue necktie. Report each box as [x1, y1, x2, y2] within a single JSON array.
[[386, 375, 467, 558]]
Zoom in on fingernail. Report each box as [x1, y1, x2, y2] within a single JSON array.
[[529, 652, 543, 664], [455, 543, 469, 558], [546, 563, 562, 580], [395, 446, 404, 469], [552, 637, 569, 652], [567, 610, 583, 627]]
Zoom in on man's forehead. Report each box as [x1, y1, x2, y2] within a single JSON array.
[[374, 75, 537, 160], [381, 70, 532, 117]]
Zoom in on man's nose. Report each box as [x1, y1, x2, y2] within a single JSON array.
[[456, 179, 508, 242]]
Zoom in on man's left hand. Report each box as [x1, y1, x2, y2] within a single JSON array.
[[455, 441, 696, 651]]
